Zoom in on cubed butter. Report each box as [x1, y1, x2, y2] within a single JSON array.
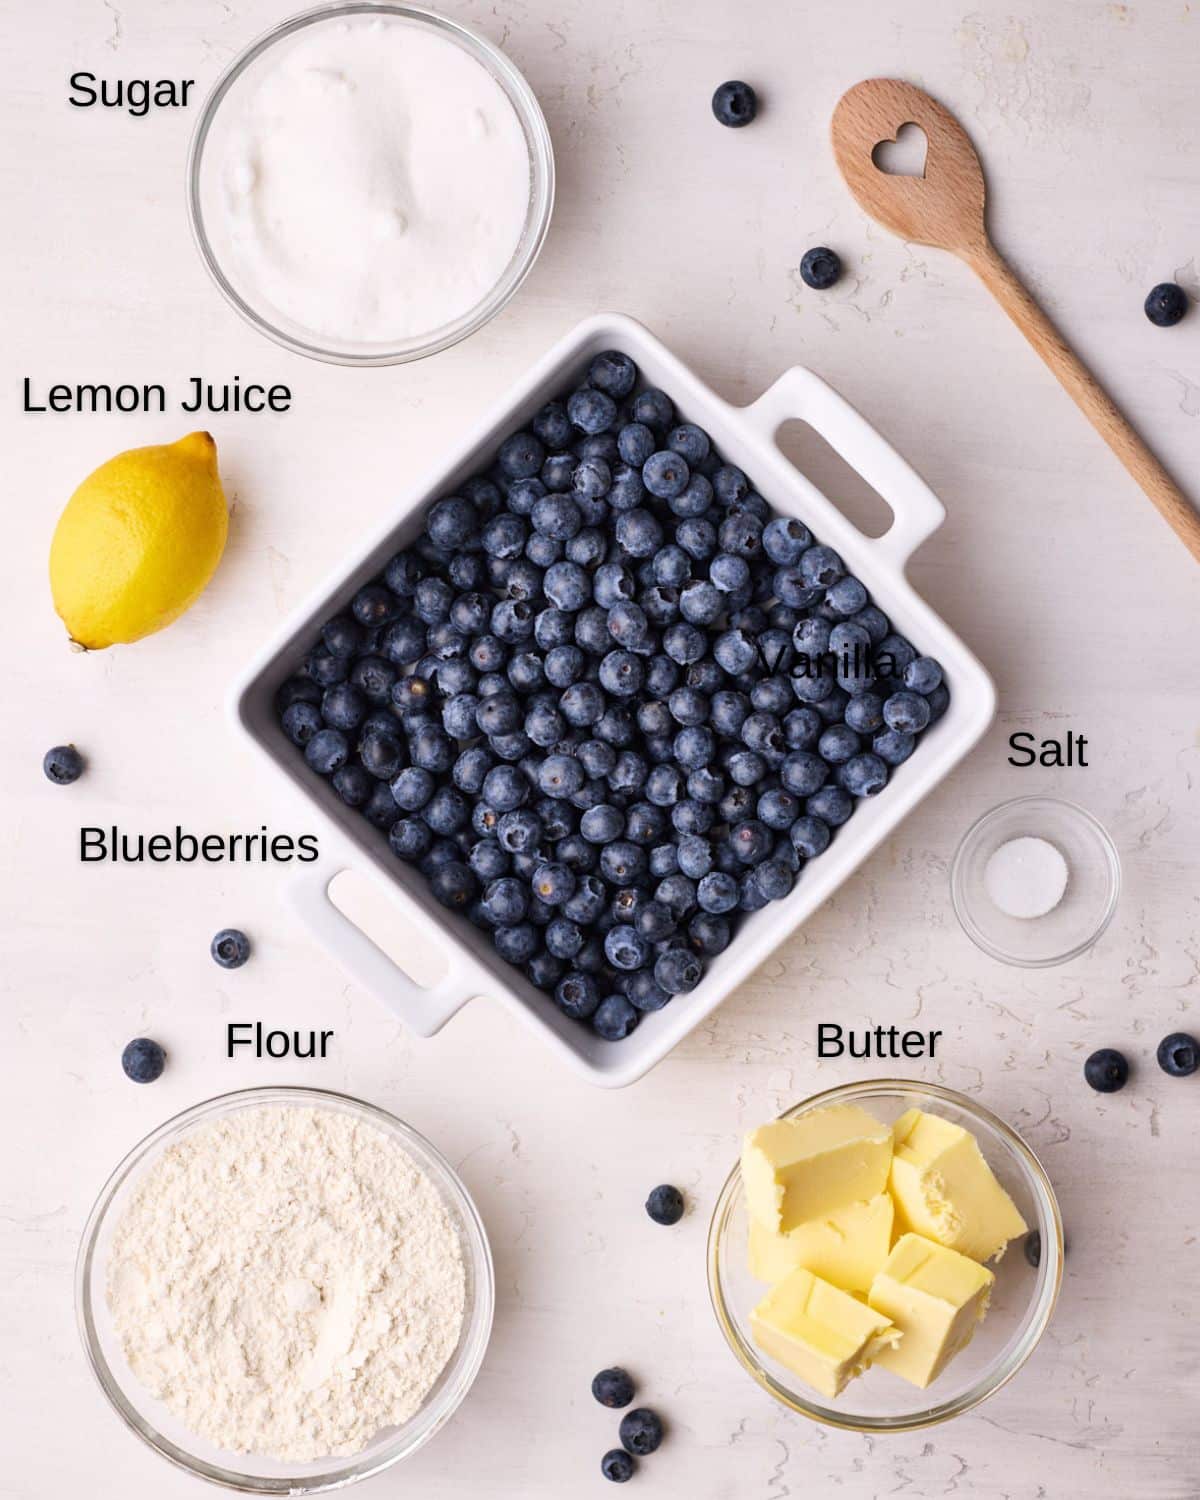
[[868, 1233, 993, 1388], [741, 1105, 893, 1234], [751, 1266, 901, 1399], [748, 1192, 895, 1293], [888, 1109, 1027, 1262]]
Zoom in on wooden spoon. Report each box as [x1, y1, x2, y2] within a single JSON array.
[[831, 78, 1200, 564]]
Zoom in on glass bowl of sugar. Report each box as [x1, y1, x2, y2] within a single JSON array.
[[950, 796, 1121, 967], [188, 3, 555, 364]]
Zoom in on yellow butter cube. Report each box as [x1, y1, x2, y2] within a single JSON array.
[[748, 1192, 895, 1293], [888, 1109, 1027, 1263], [741, 1105, 893, 1234], [751, 1266, 901, 1399], [868, 1233, 993, 1388]]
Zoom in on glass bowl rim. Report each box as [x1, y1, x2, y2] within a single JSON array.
[[706, 1078, 1063, 1433], [950, 795, 1121, 968], [75, 1083, 495, 1493], [185, 0, 556, 366]]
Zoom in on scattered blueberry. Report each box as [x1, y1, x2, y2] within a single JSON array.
[[1084, 1047, 1129, 1093], [592, 1367, 635, 1409], [277, 351, 949, 1041], [1156, 1031, 1199, 1078], [43, 744, 84, 785], [211, 928, 251, 969], [645, 1184, 684, 1226], [1144, 282, 1188, 327], [121, 1037, 165, 1084], [620, 1408, 664, 1457], [602, 1449, 636, 1483], [712, 79, 758, 128], [800, 246, 843, 291]]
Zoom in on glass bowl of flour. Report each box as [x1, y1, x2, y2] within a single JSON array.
[[76, 1086, 494, 1492], [188, 3, 555, 364]]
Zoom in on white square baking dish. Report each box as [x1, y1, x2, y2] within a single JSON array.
[[230, 313, 995, 1087]]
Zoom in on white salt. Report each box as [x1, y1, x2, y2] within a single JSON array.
[[984, 836, 1069, 920]]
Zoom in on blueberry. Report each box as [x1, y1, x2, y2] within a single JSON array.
[[390, 817, 433, 862], [1144, 282, 1188, 327], [306, 728, 350, 775], [806, 784, 853, 826], [380, 618, 427, 666], [1157, 1032, 1199, 1077], [844, 693, 885, 735], [37, 743, 83, 784], [607, 600, 650, 648], [720, 510, 763, 558], [696, 871, 738, 914], [616, 507, 664, 558], [630, 387, 674, 431], [211, 928, 251, 969], [600, 840, 647, 887], [875, 633, 916, 682], [799, 544, 844, 589], [712, 79, 758, 127], [363, 783, 401, 829], [121, 1037, 166, 1083], [839, 752, 888, 797], [602, 1450, 636, 1483], [482, 876, 529, 926], [710, 552, 750, 594], [322, 613, 364, 658], [620, 1407, 665, 1455], [712, 628, 757, 676], [498, 430, 544, 480], [605, 924, 650, 971], [430, 862, 476, 910], [332, 762, 373, 807], [568, 387, 619, 435], [282, 701, 323, 747], [594, 994, 639, 1040], [383, 551, 421, 596], [322, 682, 367, 732], [873, 728, 916, 766], [1084, 1047, 1129, 1093], [539, 753, 586, 799], [533, 861, 576, 906], [655, 947, 703, 994], [679, 579, 723, 626], [825, 577, 867, 618], [427, 496, 479, 550], [789, 815, 831, 858], [676, 516, 717, 562], [618, 421, 657, 467], [904, 656, 944, 695], [557, 970, 601, 1019], [883, 690, 931, 734], [753, 859, 793, 901], [469, 840, 509, 883], [758, 786, 800, 830], [589, 350, 638, 399], [674, 726, 714, 771], [799, 246, 842, 290], [494, 922, 539, 964], [818, 724, 860, 765]]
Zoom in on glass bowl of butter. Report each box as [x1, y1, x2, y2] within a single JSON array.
[[707, 1080, 1062, 1431]]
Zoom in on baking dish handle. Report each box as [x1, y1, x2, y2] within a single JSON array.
[[287, 864, 478, 1038], [743, 366, 946, 567]]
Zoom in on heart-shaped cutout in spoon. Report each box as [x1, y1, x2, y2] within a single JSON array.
[[870, 121, 928, 178], [830, 77, 1200, 566]]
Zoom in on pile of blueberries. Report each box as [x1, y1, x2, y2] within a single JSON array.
[[275, 350, 949, 1041]]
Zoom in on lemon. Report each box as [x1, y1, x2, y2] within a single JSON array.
[[49, 432, 229, 649]]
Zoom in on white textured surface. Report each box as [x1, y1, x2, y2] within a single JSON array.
[[3, 1, 1199, 1496]]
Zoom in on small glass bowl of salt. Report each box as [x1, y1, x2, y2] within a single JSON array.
[[951, 797, 1121, 967]]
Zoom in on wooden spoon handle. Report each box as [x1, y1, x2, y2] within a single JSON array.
[[966, 240, 1200, 563]]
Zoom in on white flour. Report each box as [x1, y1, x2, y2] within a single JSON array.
[[106, 1104, 466, 1462]]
